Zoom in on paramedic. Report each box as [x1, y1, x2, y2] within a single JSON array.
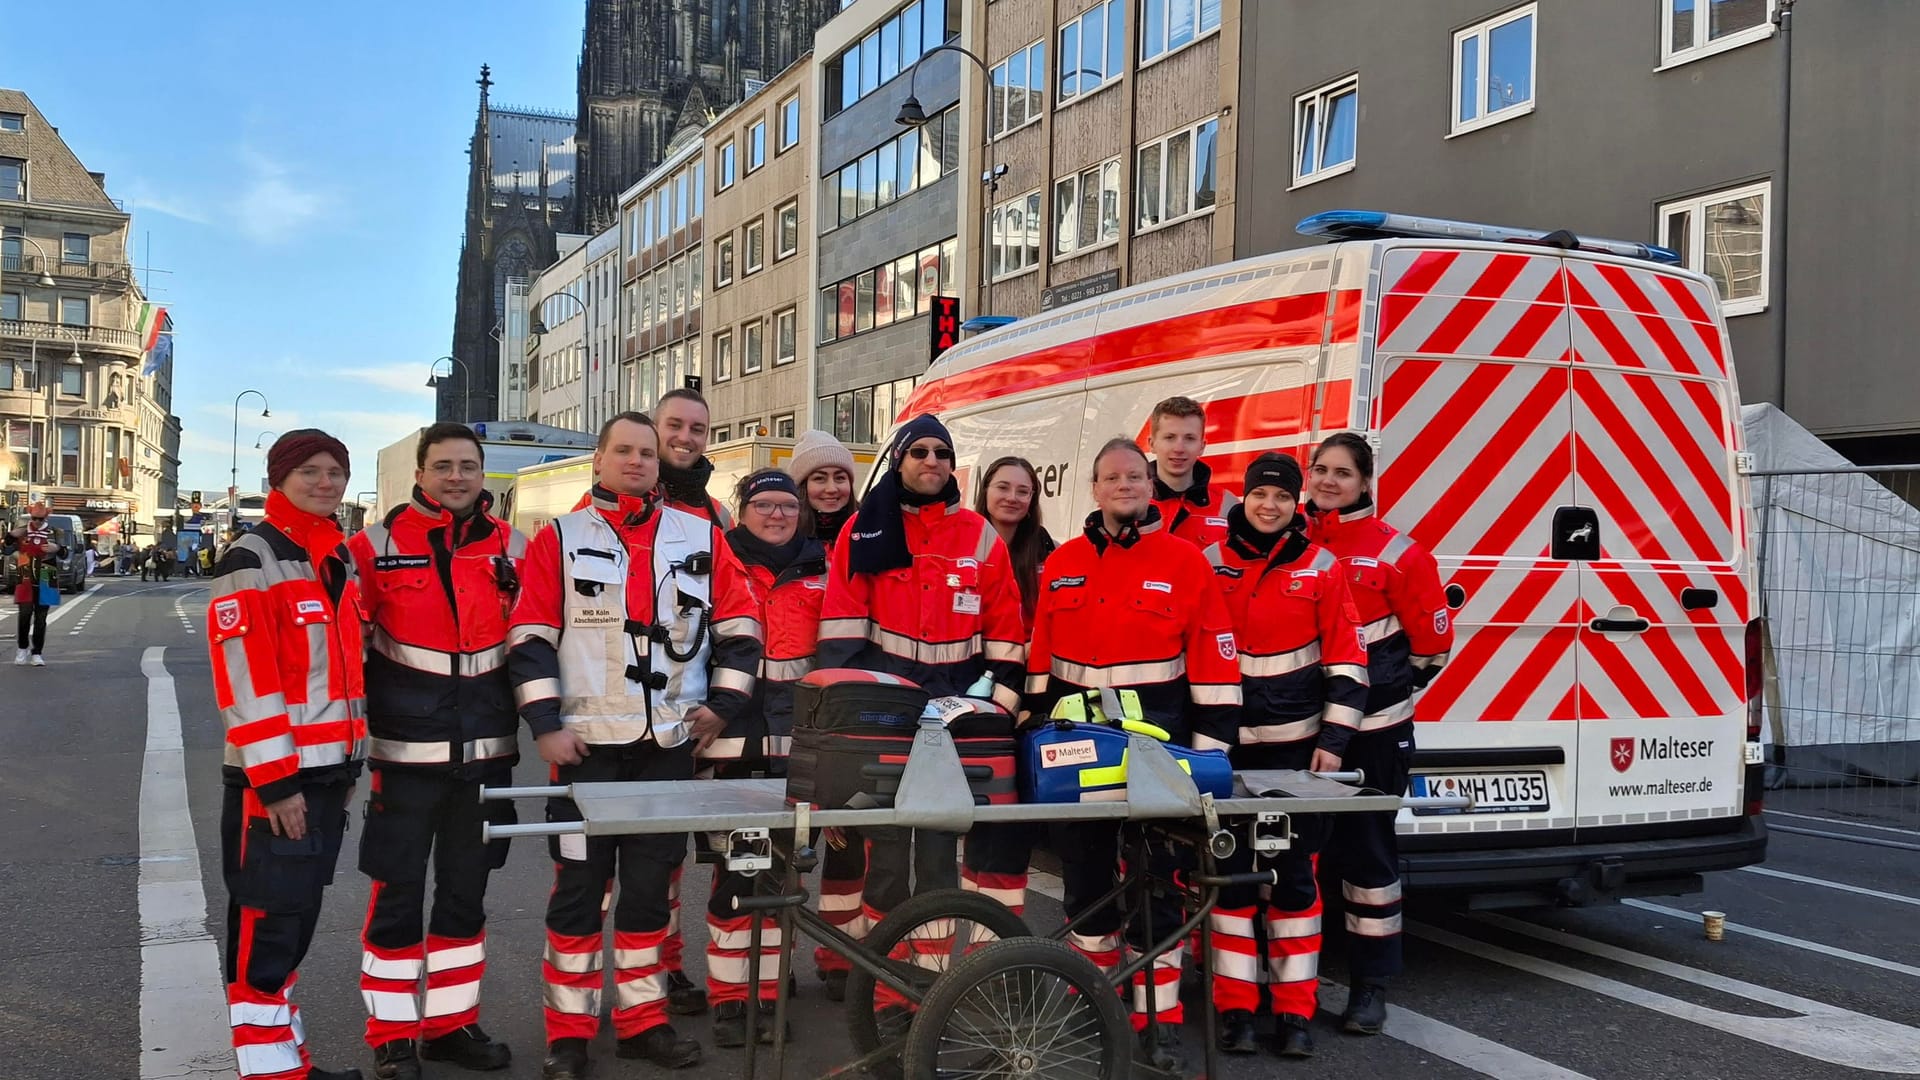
[[1025, 437, 1241, 1071], [1147, 396, 1237, 549], [1305, 431, 1452, 1035], [1196, 452, 1368, 1058], [507, 412, 762, 1080]]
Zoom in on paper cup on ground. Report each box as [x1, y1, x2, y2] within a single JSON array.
[[1702, 911, 1726, 941]]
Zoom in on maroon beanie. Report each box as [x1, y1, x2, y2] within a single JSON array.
[[267, 429, 351, 488]]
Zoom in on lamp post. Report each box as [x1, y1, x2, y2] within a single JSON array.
[[230, 389, 269, 530], [3, 235, 59, 487], [896, 44, 999, 331], [426, 355, 472, 423], [530, 290, 588, 426]]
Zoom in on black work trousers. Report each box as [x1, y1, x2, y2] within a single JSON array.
[[1324, 721, 1415, 983], [545, 740, 695, 936], [859, 826, 959, 917], [359, 765, 514, 950]]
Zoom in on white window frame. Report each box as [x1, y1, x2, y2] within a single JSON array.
[[1291, 76, 1358, 188], [990, 39, 1046, 140], [748, 119, 768, 173], [775, 200, 800, 260], [743, 319, 765, 374], [1660, 0, 1776, 70], [58, 296, 89, 327], [774, 307, 798, 366], [1450, 4, 1538, 138], [778, 95, 801, 152], [717, 140, 737, 191], [1135, 119, 1217, 234], [1139, 0, 1223, 68], [774, 413, 796, 439], [1052, 155, 1123, 260], [1658, 180, 1771, 318], [1057, 0, 1123, 108], [744, 219, 766, 275], [990, 189, 1042, 281], [714, 330, 733, 382]]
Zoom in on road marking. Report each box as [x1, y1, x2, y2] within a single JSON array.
[[42, 583, 102, 633], [138, 646, 230, 1079], [1739, 865, 1920, 908], [1317, 982, 1597, 1080], [1765, 809, 1920, 839], [1623, 899, 1920, 980], [68, 595, 109, 635], [172, 588, 206, 635], [1415, 915, 1920, 1074]]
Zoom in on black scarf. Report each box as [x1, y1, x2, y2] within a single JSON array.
[[727, 524, 811, 575], [1083, 504, 1164, 554], [660, 456, 719, 513], [813, 503, 854, 546], [848, 473, 960, 575], [1224, 503, 1310, 571], [1153, 458, 1220, 508]]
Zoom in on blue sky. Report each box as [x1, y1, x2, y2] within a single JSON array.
[[6, 1, 583, 498]]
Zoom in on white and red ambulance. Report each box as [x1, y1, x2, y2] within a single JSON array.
[[892, 211, 1767, 906]]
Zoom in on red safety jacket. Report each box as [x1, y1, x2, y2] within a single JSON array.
[[1200, 509, 1370, 755], [818, 501, 1025, 711], [347, 487, 529, 773], [1306, 497, 1452, 728], [208, 498, 368, 806], [708, 530, 830, 761], [1025, 508, 1240, 740], [1151, 460, 1239, 550]]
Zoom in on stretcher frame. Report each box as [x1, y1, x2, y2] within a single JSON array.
[[484, 725, 1467, 1080]]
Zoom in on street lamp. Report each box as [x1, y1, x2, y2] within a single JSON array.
[[897, 43, 999, 330], [426, 354, 473, 423], [0, 232, 58, 291], [230, 389, 269, 530], [530, 290, 588, 425], [2, 234, 61, 486]]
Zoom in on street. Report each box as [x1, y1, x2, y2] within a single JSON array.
[[4, 578, 1918, 1080]]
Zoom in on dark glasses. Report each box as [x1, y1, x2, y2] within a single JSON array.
[[905, 446, 954, 461]]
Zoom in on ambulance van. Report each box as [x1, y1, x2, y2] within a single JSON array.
[[893, 211, 1767, 907]]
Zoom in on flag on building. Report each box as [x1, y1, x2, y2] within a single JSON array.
[[138, 304, 174, 376]]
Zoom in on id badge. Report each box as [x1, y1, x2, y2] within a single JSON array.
[[953, 591, 981, 615]]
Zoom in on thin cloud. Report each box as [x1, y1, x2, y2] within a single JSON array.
[[234, 147, 332, 245], [331, 366, 437, 398]]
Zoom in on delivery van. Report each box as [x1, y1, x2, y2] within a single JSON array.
[[891, 211, 1767, 907]]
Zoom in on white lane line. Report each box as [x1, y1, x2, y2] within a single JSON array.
[[1740, 865, 1920, 908], [1764, 809, 1920, 839], [68, 595, 110, 635], [1420, 915, 1920, 1074], [1623, 899, 1920, 980], [138, 646, 229, 1079], [172, 588, 206, 635], [44, 583, 102, 632]]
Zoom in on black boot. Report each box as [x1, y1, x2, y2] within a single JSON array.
[[541, 1038, 591, 1080], [1217, 1010, 1259, 1055], [665, 970, 708, 1016], [1137, 1024, 1187, 1073], [819, 969, 848, 1002], [1272, 1013, 1316, 1058], [711, 1001, 750, 1049], [372, 1039, 420, 1080], [1342, 982, 1388, 1035], [617, 1024, 703, 1069], [421, 1024, 512, 1070]]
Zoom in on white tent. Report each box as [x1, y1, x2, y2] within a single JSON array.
[[1743, 403, 1920, 785]]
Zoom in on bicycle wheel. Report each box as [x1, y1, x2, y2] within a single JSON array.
[[845, 888, 1034, 1067], [902, 937, 1131, 1080]]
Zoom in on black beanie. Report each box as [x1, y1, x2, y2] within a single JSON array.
[[1243, 451, 1303, 500]]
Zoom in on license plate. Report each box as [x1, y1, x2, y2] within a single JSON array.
[[1410, 770, 1549, 815]]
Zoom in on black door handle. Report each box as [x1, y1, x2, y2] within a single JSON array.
[[1588, 617, 1650, 634]]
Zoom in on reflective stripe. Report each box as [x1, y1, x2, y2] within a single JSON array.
[[1411, 651, 1448, 670], [1191, 731, 1235, 752], [961, 880, 1026, 908], [1269, 951, 1320, 982], [990, 681, 1021, 713], [614, 973, 665, 1010], [708, 954, 783, 985], [1068, 931, 1123, 957], [818, 889, 864, 913], [1346, 913, 1404, 937], [710, 925, 785, 951], [235, 1039, 304, 1078], [1190, 683, 1241, 706], [544, 982, 601, 1016], [544, 944, 602, 974], [369, 738, 447, 764], [703, 736, 748, 759], [467, 735, 516, 762], [714, 616, 764, 642], [1245, 717, 1318, 744], [226, 691, 291, 729], [516, 677, 561, 708], [509, 623, 562, 649], [817, 617, 869, 640], [711, 666, 755, 695], [1361, 615, 1403, 644], [1379, 533, 1414, 564], [1051, 656, 1185, 686], [428, 941, 485, 973], [869, 624, 982, 666], [765, 734, 791, 756], [1211, 949, 1262, 982], [614, 944, 662, 969], [1208, 911, 1256, 938], [370, 628, 506, 677], [229, 1001, 293, 1028], [422, 981, 481, 1018], [1358, 699, 1414, 730], [239, 733, 297, 770], [1265, 913, 1322, 938], [983, 639, 1024, 664], [1321, 703, 1365, 731], [763, 656, 815, 681], [362, 952, 424, 981], [1343, 881, 1403, 906], [362, 988, 419, 1022], [297, 743, 356, 769], [1240, 642, 1320, 678], [1325, 662, 1370, 685], [1024, 671, 1050, 696]]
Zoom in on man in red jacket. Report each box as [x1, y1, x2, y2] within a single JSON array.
[[347, 424, 526, 1079], [1147, 395, 1237, 549]]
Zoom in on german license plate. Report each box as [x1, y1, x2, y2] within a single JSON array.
[[1410, 771, 1549, 815]]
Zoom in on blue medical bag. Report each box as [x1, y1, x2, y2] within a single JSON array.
[[1019, 717, 1234, 804]]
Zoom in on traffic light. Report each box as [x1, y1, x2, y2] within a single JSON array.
[[929, 295, 961, 362]]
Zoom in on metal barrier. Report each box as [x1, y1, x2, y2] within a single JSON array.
[[1751, 465, 1920, 839]]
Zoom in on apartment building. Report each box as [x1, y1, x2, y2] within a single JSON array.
[[527, 234, 589, 432], [618, 134, 707, 414]]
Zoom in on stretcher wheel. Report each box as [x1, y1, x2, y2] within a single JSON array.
[[901, 937, 1132, 1080], [845, 888, 1034, 1071]]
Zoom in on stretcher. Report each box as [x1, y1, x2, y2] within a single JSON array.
[[484, 725, 1470, 1080]]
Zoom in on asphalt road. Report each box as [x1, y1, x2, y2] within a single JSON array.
[[3, 577, 1917, 1080]]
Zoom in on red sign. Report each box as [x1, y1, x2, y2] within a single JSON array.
[[928, 295, 961, 362]]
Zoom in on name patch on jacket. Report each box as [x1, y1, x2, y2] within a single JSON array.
[[570, 604, 623, 629], [1213, 565, 1244, 579], [296, 599, 327, 615], [1050, 575, 1087, 591], [373, 554, 432, 571], [1142, 580, 1173, 594]]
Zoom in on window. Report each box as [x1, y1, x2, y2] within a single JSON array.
[[779, 96, 801, 151], [642, 194, 655, 247], [1053, 157, 1122, 258], [0, 363, 10, 390], [60, 364, 83, 396], [1453, 5, 1537, 135], [717, 141, 737, 190], [59, 424, 79, 485], [674, 172, 689, 228], [744, 219, 765, 274], [1659, 181, 1770, 316], [748, 119, 768, 173], [0, 292, 17, 321], [1135, 118, 1217, 231], [743, 320, 765, 374], [657, 187, 671, 239], [775, 308, 798, 365], [1141, 0, 1222, 64], [714, 330, 734, 381], [692, 161, 705, 218], [59, 296, 88, 326], [691, 245, 704, 307], [1293, 77, 1358, 186], [991, 190, 1043, 279], [62, 233, 88, 264], [672, 255, 688, 316], [775, 414, 796, 439], [825, 108, 957, 231], [991, 40, 1047, 137], [712, 426, 732, 445], [0, 114, 21, 132], [0, 158, 22, 201], [1664, 0, 1775, 66], [825, 0, 957, 118], [818, 239, 955, 344], [1059, 0, 1124, 105], [776, 201, 799, 260], [715, 235, 735, 287]]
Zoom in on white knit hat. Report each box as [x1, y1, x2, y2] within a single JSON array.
[[788, 429, 857, 485]]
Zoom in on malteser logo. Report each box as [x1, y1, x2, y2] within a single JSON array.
[[1610, 737, 1635, 773]]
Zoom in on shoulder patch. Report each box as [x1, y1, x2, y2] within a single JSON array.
[[1216, 633, 1237, 661], [213, 598, 244, 633]]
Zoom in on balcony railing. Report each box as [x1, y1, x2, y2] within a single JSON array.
[[0, 253, 137, 286], [0, 318, 141, 349]]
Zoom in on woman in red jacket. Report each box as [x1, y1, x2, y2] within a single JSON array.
[[1304, 431, 1453, 1037]]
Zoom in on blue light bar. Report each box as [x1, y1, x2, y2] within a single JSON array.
[[961, 315, 1019, 333], [1296, 210, 1681, 265]]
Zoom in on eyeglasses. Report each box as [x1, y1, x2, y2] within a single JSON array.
[[426, 462, 484, 478], [292, 466, 348, 484], [905, 446, 955, 461], [747, 500, 801, 517]]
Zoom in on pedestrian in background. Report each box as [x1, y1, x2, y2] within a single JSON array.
[[8, 503, 65, 666]]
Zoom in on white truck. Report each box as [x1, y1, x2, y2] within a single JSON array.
[[374, 421, 594, 526]]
